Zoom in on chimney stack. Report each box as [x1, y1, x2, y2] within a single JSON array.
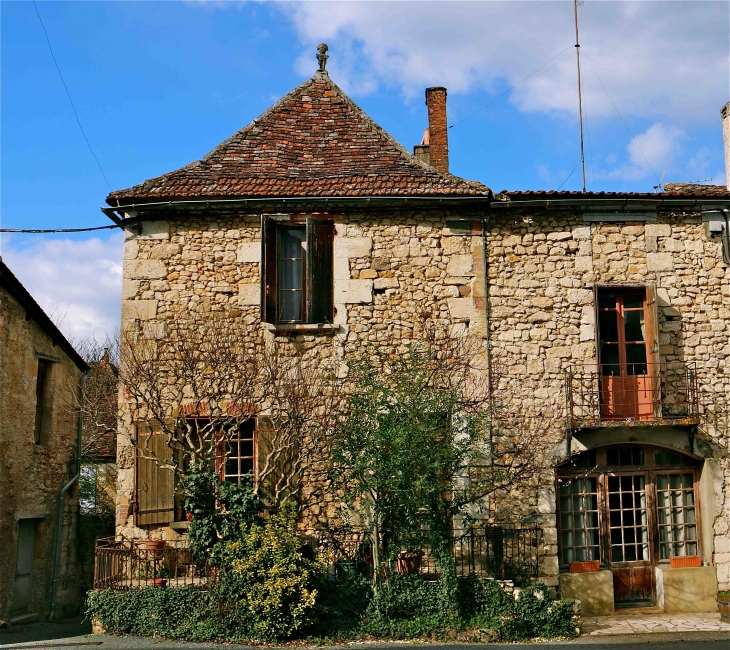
[[720, 102, 730, 190], [425, 87, 449, 173]]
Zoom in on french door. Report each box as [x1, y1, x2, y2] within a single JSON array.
[[606, 473, 654, 605], [597, 290, 653, 420]]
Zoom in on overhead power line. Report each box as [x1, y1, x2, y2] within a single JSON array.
[[449, 45, 574, 129], [0, 224, 121, 234], [32, 1, 112, 191], [582, 50, 660, 184]]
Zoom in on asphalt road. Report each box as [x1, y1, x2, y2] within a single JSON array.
[[0, 618, 728, 650]]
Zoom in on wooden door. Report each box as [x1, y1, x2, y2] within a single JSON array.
[[605, 473, 655, 606], [11, 520, 36, 616], [597, 290, 653, 421]]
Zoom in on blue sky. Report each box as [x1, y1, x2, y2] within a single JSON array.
[[1, 1, 728, 340]]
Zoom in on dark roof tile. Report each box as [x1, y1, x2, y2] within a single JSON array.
[[107, 72, 489, 204]]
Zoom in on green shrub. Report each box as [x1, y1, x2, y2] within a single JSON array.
[[501, 582, 578, 640], [305, 575, 372, 639], [86, 587, 236, 641], [225, 503, 321, 641]]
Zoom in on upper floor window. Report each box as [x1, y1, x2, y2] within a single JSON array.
[[261, 217, 334, 325], [34, 359, 53, 444]]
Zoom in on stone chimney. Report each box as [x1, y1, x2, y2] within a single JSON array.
[[720, 102, 730, 190], [413, 129, 430, 165], [425, 87, 449, 173]]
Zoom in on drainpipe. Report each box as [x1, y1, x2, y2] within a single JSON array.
[[49, 370, 88, 621], [722, 209, 730, 266], [480, 208, 494, 458]]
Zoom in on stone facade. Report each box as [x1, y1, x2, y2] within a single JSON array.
[[116, 203, 730, 600], [0, 261, 87, 623]]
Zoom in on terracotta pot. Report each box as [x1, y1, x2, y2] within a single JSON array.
[[669, 555, 701, 568], [150, 578, 168, 587], [569, 560, 600, 573], [143, 540, 166, 552], [395, 551, 423, 576], [717, 591, 730, 623]]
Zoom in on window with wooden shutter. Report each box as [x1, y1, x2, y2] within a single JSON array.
[[135, 423, 175, 526], [307, 219, 334, 323], [260, 217, 334, 325]]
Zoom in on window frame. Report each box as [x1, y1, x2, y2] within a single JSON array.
[[34, 359, 53, 445], [556, 444, 702, 570], [217, 419, 257, 484], [261, 216, 334, 326]]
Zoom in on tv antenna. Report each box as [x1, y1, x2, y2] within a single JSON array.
[[574, 0, 586, 192], [653, 170, 666, 193]]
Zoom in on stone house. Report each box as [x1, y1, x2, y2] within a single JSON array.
[[0, 258, 88, 623], [104, 49, 730, 616]]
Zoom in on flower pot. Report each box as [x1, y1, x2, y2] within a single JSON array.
[[717, 591, 730, 623], [395, 551, 423, 576], [669, 555, 701, 568], [569, 560, 600, 573], [142, 540, 166, 552], [150, 578, 167, 587]]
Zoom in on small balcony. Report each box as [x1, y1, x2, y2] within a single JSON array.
[[566, 363, 699, 429]]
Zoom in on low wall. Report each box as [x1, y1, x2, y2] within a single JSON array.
[[559, 570, 615, 617]]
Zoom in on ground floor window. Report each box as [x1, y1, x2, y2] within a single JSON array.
[[557, 443, 701, 605]]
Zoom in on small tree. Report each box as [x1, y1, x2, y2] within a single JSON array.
[[329, 332, 554, 589]]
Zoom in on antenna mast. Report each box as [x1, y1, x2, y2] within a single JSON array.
[[574, 0, 586, 192]]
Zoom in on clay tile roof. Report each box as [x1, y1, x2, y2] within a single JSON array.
[[107, 72, 489, 204], [498, 184, 730, 201]]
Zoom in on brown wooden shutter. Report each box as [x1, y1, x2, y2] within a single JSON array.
[[306, 219, 334, 324], [135, 423, 175, 526], [645, 284, 662, 417], [593, 284, 601, 367], [261, 216, 278, 324]]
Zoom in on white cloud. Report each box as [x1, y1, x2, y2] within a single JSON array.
[[603, 122, 686, 181], [1, 234, 123, 343], [284, 1, 728, 124]]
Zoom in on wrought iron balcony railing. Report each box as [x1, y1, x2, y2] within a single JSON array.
[[566, 363, 699, 429]]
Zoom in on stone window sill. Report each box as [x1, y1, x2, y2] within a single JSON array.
[[263, 323, 339, 335], [170, 521, 190, 532]]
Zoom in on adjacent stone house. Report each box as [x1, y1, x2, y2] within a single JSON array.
[[0, 259, 88, 623], [105, 48, 730, 617]]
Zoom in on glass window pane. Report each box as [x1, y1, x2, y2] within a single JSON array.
[[624, 310, 646, 342], [623, 294, 644, 309], [280, 291, 303, 322], [598, 293, 616, 309], [279, 227, 305, 258], [601, 344, 620, 373], [626, 345, 648, 374], [599, 310, 619, 342], [279, 259, 303, 290]]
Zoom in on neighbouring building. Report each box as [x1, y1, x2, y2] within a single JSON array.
[[0, 259, 88, 623], [104, 47, 730, 617]]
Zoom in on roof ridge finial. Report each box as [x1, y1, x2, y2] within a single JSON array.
[[316, 43, 329, 73]]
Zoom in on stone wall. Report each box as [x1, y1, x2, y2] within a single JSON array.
[[0, 286, 84, 623], [116, 206, 730, 590]]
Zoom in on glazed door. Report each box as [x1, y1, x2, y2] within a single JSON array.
[[597, 290, 653, 421], [606, 473, 655, 606]]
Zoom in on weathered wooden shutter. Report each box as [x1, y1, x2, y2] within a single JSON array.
[[261, 216, 278, 324], [592, 284, 601, 367], [306, 219, 334, 323], [255, 418, 299, 505], [135, 423, 175, 526], [645, 284, 662, 417]]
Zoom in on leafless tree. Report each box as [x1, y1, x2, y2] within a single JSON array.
[[119, 313, 342, 507]]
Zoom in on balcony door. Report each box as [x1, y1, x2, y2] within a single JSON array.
[[596, 287, 658, 421]]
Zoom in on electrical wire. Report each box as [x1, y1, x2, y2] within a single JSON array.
[[0, 224, 121, 234], [582, 50, 660, 184], [449, 45, 574, 129], [32, 1, 112, 191], [558, 162, 581, 191]]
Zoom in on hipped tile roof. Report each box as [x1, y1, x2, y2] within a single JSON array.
[[107, 72, 489, 204]]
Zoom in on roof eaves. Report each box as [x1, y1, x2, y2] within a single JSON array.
[[0, 258, 89, 373]]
